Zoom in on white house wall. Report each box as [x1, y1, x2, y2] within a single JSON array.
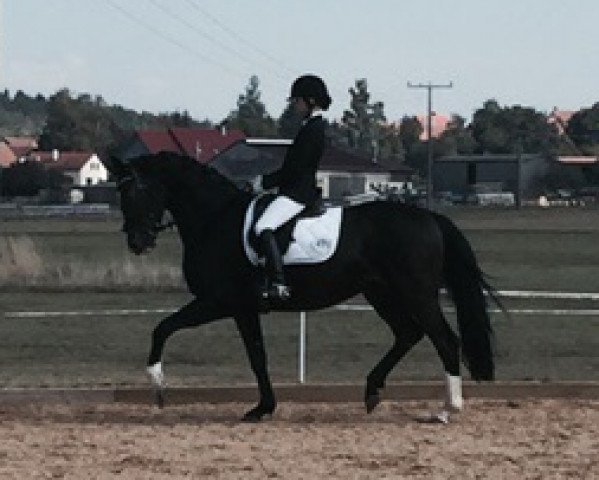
[[317, 170, 391, 199], [316, 172, 329, 198], [77, 154, 108, 186], [364, 173, 392, 192]]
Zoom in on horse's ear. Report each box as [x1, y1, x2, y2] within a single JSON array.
[[104, 155, 131, 179]]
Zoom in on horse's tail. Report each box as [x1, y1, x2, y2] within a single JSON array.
[[434, 213, 498, 381]]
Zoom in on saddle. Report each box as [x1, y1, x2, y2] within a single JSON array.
[[243, 193, 343, 266]]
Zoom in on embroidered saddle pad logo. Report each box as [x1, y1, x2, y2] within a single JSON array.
[[243, 198, 343, 265]]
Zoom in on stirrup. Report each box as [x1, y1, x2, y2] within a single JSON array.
[[262, 282, 291, 301]]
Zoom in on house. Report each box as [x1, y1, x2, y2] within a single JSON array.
[[33, 150, 108, 186], [119, 127, 245, 163], [0, 136, 38, 167], [210, 138, 416, 201], [548, 107, 575, 135]]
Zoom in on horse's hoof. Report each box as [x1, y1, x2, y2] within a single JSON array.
[[241, 405, 274, 422], [365, 394, 380, 414]]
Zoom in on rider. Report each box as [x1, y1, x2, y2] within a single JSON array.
[[253, 74, 332, 301]]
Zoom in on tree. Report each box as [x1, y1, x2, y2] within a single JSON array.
[[566, 103, 599, 155], [38, 89, 80, 150], [437, 114, 478, 156], [0, 86, 213, 145], [0, 89, 47, 136], [377, 122, 405, 164], [1, 160, 66, 197], [399, 116, 423, 153], [341, 79, 386, 157], [225, 76, 277, 137], [397, 116, 425, 173], [39, 89, 128, 157], [470, 99, 559, 155]]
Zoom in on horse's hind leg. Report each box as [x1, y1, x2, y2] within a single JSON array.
[[233, 313, 276, 422], [364, 289, 424, 413], [417, 301, 463, 421]]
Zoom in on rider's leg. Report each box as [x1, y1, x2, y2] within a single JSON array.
[[254, 196, 304, 300], [258, 229, 290, 300]]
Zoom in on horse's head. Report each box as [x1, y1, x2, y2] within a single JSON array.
[[107, 156, 168, 255]]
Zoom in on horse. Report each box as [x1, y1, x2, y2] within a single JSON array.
[[106, 151, 497, 423]]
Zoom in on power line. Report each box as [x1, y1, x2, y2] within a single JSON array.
[[147, 0, 287, 83], [183, 0, 297, 76], [407, 81, 453, 209], [105, 0, 245, 78]]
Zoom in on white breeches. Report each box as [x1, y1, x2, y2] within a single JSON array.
[[254, 196, 304, 235]]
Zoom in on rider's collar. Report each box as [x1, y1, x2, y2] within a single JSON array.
[[302, 110, 322, 125]]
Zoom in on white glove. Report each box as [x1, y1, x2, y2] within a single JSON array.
[[251, 175, 263, 193]]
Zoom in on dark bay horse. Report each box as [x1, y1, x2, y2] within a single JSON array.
[[107, 152, 496, 422]]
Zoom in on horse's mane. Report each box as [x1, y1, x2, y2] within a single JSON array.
[[130, 151, 243, 199]]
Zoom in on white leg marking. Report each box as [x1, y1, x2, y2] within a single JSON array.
[[434, 410, 451, 424], [445, 373, 463, 412], [147, 362, 165, 388]]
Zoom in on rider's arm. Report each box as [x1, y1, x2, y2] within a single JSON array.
[[262, 121, 324, 189]]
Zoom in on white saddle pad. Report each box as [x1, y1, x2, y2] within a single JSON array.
[[243, 198, 343, 265]]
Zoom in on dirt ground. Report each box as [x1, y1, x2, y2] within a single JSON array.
[[0, 399, 596, 479]]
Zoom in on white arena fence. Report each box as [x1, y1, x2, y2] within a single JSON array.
[[3, 289, 599, 383]]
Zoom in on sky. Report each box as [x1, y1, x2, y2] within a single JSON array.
[[2, 0, 599, 125]]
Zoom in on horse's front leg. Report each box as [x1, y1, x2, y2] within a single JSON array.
[[147, 299, 227, 407], [234, 313, 276, 422]]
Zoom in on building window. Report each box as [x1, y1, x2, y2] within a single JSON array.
[[86, 178, 93, 185], [328, 175, 365, 199]]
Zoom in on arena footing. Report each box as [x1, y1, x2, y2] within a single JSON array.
[[0, 381, 597, 405]]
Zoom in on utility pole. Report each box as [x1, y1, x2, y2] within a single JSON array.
[[407, 81, 453, 209]]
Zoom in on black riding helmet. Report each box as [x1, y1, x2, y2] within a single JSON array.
[[289, 75, 332, 110]]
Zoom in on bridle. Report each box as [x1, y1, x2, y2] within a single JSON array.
[[117, 172, 175, 235]]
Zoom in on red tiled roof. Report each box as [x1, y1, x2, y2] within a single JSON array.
[[3, 136, 38, 149], [36, 151, 97, 171], [1, 136, 38, 162], [136, 128, 245, 163], [137, 130, 180, 155], [0, 143, 16, 167], [415, 114, 451, 140], [548, 108, 575, 134], [10, 146, 34, 158], [170, 127, 245, 163]]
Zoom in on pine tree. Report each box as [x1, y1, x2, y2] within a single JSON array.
[[225, 76, 277, 137]]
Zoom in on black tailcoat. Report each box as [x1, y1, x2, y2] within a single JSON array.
[[262, 115, 325, 205]]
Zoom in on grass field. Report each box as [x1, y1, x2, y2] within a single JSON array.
[[1, 206, 598, 387], [0, 291, 597, 387]]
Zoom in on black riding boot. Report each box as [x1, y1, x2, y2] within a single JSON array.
[[259, 229, 291, 301]]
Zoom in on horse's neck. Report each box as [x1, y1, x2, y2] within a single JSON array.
[[164, 174, 248, 248]]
